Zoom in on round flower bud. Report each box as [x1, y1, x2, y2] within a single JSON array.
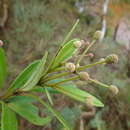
[[99, 58, 106, 64], [99, 58, 105, 62], [93, 30, 102, 40], [86, 96, 93, 108], [105, 54, 118, 64], [87, 53, 94, 58], [65, 62, 76, 72], [79, 72, 90, 81], [80, 40, 85, 45], [0, 40, 3, 47], [109, 85, 119, 95], [74, 40, 82, 48]]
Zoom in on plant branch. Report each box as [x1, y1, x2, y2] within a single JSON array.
[[42, 60, 106, 83], [45, 75, 79, 86], [89, 78, 109, 88], [77, 60, 106, 71], [42, 72, 70, 83]]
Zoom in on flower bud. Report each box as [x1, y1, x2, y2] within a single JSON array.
[[86, 96, 93, 108], [93, 30, 102, 40], [79, 72, 90, 81], [80, 40, 85, 45], [87, 53, 94, 58], [0, 40, 3, 47], [109, 85, 119, 95], [74, 40, 82, 48], [105, 54, 118, 64], [99, 58, 105, 62], [65, 62, 76, 72]]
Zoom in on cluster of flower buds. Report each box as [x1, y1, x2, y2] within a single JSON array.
[[65, 62, 76, 72], [79, 72, 90, 81], [109, 85, 119, 95], [0, 40, 3, 47], [105, 54, 118, 64], [93, 30, 102, 40], [74, 39, 86, 48]]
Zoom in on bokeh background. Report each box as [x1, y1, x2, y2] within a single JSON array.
[[1, 0, 130, 129]]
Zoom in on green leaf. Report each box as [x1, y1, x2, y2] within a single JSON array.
[[1, 102, 18, 130], [8, 100, 51, 126], [47, 78, 65, 84], [21, 52, 48, 91], [7, 95, 35, 103], [50, 39, 80, 70], [30, 78, 66, 94], [31, 86, 59, 94], [45, 87, 53, 105], [0, 48, 7, 89], [52, 84, 104, 107], [29, 94, 71, 130], [31, 78, 75, 94], [6, 60, 40, 96], [30, 86, 54, 105], [61, 19, 79, 47]]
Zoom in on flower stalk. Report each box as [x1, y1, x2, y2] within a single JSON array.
[[89, 78, 109, 88], [42, 59, 106, 83]]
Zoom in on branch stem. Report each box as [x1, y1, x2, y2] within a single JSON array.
[[46, 75, 79, 86], [89, 78, 109, 88], [43, 60, 106, 83]]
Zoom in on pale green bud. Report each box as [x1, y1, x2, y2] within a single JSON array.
[[93, 30, 102, 40], [109, 85, 119, 95], [105, 54, 118, 64], [65, 62, 76, 72], [79, 72, 90, 81]]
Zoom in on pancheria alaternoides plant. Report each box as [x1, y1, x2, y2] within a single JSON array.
[[0, 21, 119, 130]]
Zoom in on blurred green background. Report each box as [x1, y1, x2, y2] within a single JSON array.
[[1, 0, 130, 130]]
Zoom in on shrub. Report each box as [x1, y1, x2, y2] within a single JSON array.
[[0, 21, 119, 130]]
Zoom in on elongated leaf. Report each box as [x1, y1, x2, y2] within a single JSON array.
[[30, 78, 73, 94], [45, 87, 53, 105], [31, 78, 75, 94], [47, 78, 65, 84], [29, 94, 71, 130], [31, 86, 59, 94], [46, 78, 103, 107], [6, 60, 40, 96], [0, 48, 7, 89], [50, 39, 80, 70], [21, 52, 48, 91], [52, 84, 104, 107], [1, 102, 18, 130], [8, 100, 51, 126], [7, 95, 35, 103]]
